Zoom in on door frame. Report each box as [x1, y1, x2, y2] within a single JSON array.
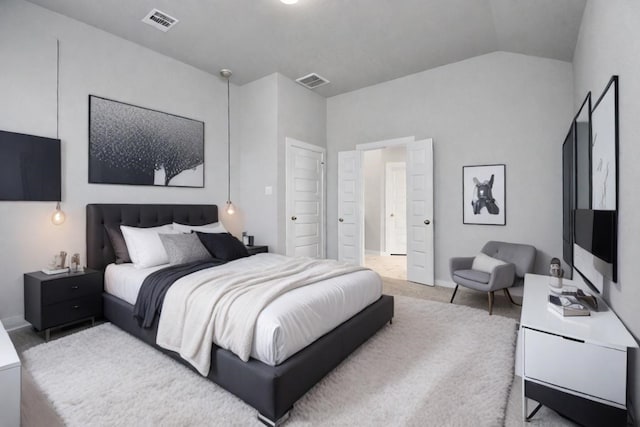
[[384, 161, 407, 255], [285, 137, 326, 258]]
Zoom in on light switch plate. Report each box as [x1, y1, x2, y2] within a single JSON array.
[[265, 186, 273, 195]]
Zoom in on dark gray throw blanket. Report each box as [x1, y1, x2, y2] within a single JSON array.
[[133, 260, 225, 328]]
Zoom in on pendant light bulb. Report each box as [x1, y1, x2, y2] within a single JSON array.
[[226, 201, 235, 215], [51, 202, 66, 225]]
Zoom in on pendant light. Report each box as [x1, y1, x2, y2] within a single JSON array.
[[52, 39, 65, 226], [220, 68, 235, 215]]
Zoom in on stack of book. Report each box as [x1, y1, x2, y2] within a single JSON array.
[[548, 286, 598, 317]]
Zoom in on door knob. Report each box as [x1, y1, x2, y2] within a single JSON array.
[[339, 218, 344, 222], [390, 213, 395, 217], [291, 216, 297, 221], [424, 219, 431, 225]]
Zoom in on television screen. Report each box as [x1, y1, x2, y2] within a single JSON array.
[[0, 130, 61, 201], [573, 209, 617, 292]]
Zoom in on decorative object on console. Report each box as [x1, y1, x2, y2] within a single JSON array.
[[42, 251, 69, 275], [89, 95, 204, 188], [462, 164, 506, 225], [220, 68, 236, 215], [70, 253, 81, 273], [548, 257, 563, 290]]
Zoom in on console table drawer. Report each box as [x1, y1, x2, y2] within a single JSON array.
[[524, 328, 626, 405]]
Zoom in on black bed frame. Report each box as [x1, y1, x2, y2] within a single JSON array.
[[86, 204, 394, 426]]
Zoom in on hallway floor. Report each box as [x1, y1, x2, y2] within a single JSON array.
[[365, 254, 406, 280]]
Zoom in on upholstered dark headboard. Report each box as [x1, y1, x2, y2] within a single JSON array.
[[86, 204, 218, 271]]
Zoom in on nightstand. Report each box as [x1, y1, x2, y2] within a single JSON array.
[[246, 245, 268, 256], [24, 269, 103, 340]]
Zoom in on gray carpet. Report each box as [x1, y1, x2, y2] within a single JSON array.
[[21, 297, 517, 426], [11, 279, 577, 426]]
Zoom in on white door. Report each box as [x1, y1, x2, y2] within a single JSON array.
[[406, 139, 434, 285], [337, 150, 363, 265], [385, 162, 407, 255], [285, 138, 325, 258]]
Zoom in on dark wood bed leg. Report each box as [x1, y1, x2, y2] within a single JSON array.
[[257, 410, 291, 427], [389, 318, 393, 325]]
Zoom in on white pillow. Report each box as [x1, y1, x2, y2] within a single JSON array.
[[120, 224, 177, 268], [172, 221, 227, 234], [472, 252, 508, 274]]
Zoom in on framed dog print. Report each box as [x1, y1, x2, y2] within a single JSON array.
[[463, 164, 506, 225]]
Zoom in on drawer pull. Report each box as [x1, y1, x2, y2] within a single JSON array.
[[72, 305, 80, 309], [71, 285, 79, 290]]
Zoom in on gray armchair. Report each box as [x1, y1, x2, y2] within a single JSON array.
[[449, 241, 536, 314]]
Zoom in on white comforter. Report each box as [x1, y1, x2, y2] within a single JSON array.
[[156, 256, 365, 375], [104, 254, 382, 367]]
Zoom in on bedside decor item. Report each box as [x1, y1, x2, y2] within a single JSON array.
[[220, 68, 236, 215], [89, 95, 204, 187], [70, 253, 81, 273], [462, 164, 506, 225]]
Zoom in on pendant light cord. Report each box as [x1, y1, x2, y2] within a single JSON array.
[[56, 38, 60, 140], [227, 77, 231, 203]]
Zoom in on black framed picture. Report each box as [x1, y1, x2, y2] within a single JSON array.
[[590, 76, 618, 211], [89, 95, 205, 187], [463, 164, 506, 225]]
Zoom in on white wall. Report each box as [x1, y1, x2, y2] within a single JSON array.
[[236, 74, 279, 251], [572, 0, 640, 418], [276, 74, 327, 254], [237, 73, 326, 254], [327, 52, 574, 285], [0, 0, 231, 327]]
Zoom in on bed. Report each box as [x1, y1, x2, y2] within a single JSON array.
[[86, 203, 394, 426]]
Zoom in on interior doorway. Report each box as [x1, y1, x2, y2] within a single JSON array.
[[338, 137, 434, 286], [362, 147, 407, 280]]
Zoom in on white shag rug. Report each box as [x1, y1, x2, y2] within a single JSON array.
[[22, 296, 517, 427]]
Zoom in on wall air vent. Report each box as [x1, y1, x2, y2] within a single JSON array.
[[142, 9, 179, 32], [296, 73, 330, 90]]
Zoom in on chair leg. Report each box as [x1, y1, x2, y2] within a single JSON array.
[[488, 291, 494, 315], [503, 288, 521, 306], [450, 285, 459, 303]]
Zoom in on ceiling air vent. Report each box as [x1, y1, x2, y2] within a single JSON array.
[[296, 73, 330, 90], [142, 9, 179, 32]]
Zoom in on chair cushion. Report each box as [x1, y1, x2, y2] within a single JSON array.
[[472, 253, 508, 274], [453, 269, 491, 284]]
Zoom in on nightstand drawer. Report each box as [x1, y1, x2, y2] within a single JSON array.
[[41, 274, 102, 305], [524, 328, 626, 404], [40, 295, 102, 330]]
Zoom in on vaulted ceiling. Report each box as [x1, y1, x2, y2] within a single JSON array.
[[26, 0, 586, 97]]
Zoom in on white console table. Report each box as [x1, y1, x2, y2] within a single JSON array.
[[0, 320, 21, 427], [521, 274, 637, 426]]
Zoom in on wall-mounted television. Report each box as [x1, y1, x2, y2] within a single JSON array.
[[0, 130, 61, 201], [573, 209, 616, 293]]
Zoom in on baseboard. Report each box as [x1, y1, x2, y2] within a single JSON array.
[[2, 315, 29, 331]]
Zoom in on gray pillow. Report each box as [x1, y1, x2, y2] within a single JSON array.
[[158, 233, 213, 265]]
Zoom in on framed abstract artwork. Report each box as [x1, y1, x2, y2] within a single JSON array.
[[463, 164, 506, 225], [89, 95, 205, 187], [590, 76, 618, 210]]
